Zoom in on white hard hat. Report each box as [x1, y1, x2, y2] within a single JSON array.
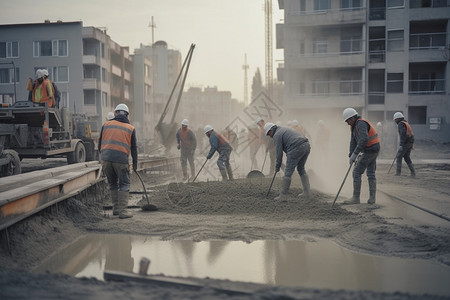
[[343, 108, 358, 121], [36, 69, 44, 79], [276, 121, 281, 126], [41, 69, 49, 77], [376, 122, 382, 126], [292, 120, 299, 126], [393, 112, 404, 120], [106, 112, 114, 120], [255, 117, 264, 124], [181, 119, 189, 126], [264, 122, 276, 136], [114, 103, 129, 114], [204, 124, 213, 134]]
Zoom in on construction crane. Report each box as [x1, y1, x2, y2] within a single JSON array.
[[265, 0, 273, 99], [242, 54, 249, 106]]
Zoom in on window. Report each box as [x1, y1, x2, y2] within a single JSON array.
[[313, 40, 328, 54], [61, 92, 69, 108], [0, 41, 19, 58], [53, 66, 69, 82], [387, 30, 404, 51], [387, 72, 403, 93], [313, 80, 329, 94], [388, 0, 404, 8], [0, 68, 19, 84], [102, 92, 108, 107], [314, 0, 331, 11], [102, 68, 108, 83], [300, 0, 306, 12], [341, 0, 362, 9], [408, 106, 427, 124], [341, 36, 362, 54], [33, 40, 68, 57]]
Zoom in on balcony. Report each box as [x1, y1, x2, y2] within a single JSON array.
[[83, 78, 100, 90], [83, 55, 100, 65], [409, 79, 446, 94], [286, 7, 366, 27], [286, 51, 365, 69]]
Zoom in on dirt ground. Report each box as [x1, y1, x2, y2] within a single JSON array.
[[1, 141, 450, 300]]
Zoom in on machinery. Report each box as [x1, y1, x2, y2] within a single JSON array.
[[0, 101, 98, 177]]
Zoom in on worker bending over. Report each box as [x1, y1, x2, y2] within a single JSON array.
[[264, 122, 311, 201], [204, 125, 233, 181]]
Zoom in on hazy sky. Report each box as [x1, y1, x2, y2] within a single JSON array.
[[1, 0, 284, 102]]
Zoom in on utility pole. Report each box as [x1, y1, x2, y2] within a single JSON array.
[[265, 0, 273, 100], [148, 16, 157, 45], [242, 54, 249, 106]]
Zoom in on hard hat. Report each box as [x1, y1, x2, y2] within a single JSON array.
[[255, 117, 264, 124], [35, 69, 44, 79], [393, 112, 404, 120], [376, 122, 382, 126], [106, 112, 114, 120], [343, 108, 358, 121], [41, 69, 49, 77], [292, 120, 299, 126], [114, 103, 129, 114], [181, 119, 189, 126], [264, 122, 276, 136], [276, 121, 281, 126], [204, 124, 213, 134]]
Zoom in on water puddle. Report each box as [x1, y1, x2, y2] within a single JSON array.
[[34, 234, 450, 296]]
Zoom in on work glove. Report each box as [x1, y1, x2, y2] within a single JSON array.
[[349, 152, 358, 165], [275, 165, 281, 173], [177, 144, 181, 150]]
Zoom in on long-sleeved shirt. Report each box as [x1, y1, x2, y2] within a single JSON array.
[[398, 120, 414, 147], [271, 126, 308, 169], [206, 130, 232, 159], [176, 127, 197, 150]]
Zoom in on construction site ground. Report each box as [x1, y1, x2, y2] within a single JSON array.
[[1, 140, 450, 300]]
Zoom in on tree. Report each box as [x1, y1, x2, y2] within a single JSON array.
[[251, 68, 264, 101]]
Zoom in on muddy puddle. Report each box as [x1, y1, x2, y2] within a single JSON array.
[[34, 234, 450, 296]]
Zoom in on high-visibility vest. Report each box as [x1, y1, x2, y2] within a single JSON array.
[[401, 120, 414, 138], [32, 79, 53, 107], [355, 118, 380, 147], [179, 128, 194, 148], [101, 120, 134, 155]]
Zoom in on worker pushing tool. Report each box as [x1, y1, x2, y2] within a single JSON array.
[[264, 122, 311, 201], [393, 112, 416, 178], [204, 125, 233, 181], [176, 119, 197, 181], [342, 108, 380, 205]]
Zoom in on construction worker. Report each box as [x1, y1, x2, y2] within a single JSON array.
[[342, 108, 380, 205], [264, 122, 311, 201], [204, 125, 233, 181], [176, 119, 197, 181], [31, 69, 54, 107], [256, 117, 276, 175], [98, 104, 137, 219], [106, 112, 115, 121], [291, 120, 312, 141], [41, 69, 60, 108], [393, 112, 416, 177]]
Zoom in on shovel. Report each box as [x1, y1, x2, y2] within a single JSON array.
[[247, 151, 267, 179], [192, 158, 208, 183], [266, 171, 277, 198], [331, 154, 360, 207], [135, 171, 158, 211]]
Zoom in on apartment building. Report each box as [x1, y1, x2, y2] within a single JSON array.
[[277, 0, 450, 142], [0, 21, 134, 132]]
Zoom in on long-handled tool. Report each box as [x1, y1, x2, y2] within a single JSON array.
[[331, 157, 359, 207], [192, 158, 208, 183], [247, 150, 267, 179], [266, 171, 278, 198], [135, 171, 158, 211], [387, 156, 396, 174]]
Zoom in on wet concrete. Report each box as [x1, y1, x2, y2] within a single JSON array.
[[34, 234, 450, 296]]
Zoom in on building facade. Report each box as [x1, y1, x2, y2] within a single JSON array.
[[277, 0, 450, 142]]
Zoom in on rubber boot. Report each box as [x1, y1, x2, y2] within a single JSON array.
[[226, 165, 234, 181], [111, 190, 119, 216], [407, 163, 416, 178], [367, 179, 376, 204], [297, 174, 311, 199], [343, 181, 361, 204], [118, 191, 133, 219], [275, 176, 291, 201], [219, 168, 228, 181], [395, 162, 401, 176]]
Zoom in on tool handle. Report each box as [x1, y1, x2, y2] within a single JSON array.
[[192, 158, 208, 183], [387, 156, 396, 174], [135, 171, 150, 204], [266, 171, 277, 198]]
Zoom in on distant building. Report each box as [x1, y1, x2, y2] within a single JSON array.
[[277, 0, 450, 142]]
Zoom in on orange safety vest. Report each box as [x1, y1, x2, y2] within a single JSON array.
[[179, 127, 194, 148], [355, 118, 380, 147], [215, 132, 229, 146], [32, 79, 54, 107], [101, 120, 134, 155], [400, 120, 414, 138]]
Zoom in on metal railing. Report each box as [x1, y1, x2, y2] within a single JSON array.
[[409, 79, 446, 94], [409, 32, 447, 50]]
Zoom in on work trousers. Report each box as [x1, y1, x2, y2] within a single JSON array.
[[353, 151, 378, 184], [103, 160, 130, 192], [180, 148, 195, 176], [217, 148, 232, 169], [284, 142, 311, 178], [396, 143, 413, 167]]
